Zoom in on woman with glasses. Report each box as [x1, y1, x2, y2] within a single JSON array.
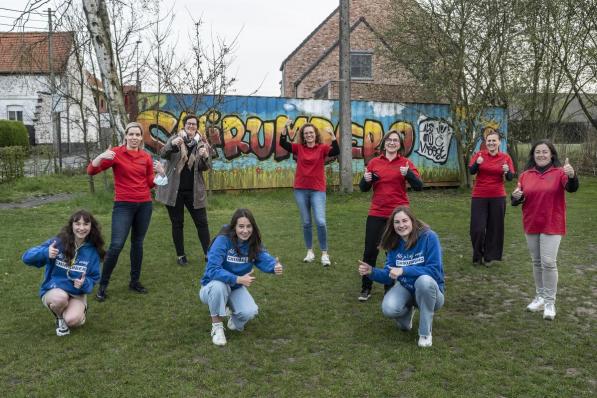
[[87, 122, 166, 301], [156, 114, 212, 266], [279, 120, 339, 266], [22, 210, 105, 336], [357, 130, 423, 301]]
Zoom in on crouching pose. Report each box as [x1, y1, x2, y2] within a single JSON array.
[[22, 210, 105, 336], [199, 208, 283, 346], [358, 206, 445, 348]]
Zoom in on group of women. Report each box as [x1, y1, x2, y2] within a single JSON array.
[[22, 120, 578, 348]]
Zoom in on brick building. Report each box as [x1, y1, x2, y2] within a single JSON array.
[[280, 0, 434, 103]]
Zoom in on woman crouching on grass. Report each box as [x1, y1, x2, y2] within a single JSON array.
[[22, 210, 105, 336], [358, 206, 445, 348], [199, 208, 283, 346]]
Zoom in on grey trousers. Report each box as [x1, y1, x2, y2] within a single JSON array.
[[525, 234, 562, 304]]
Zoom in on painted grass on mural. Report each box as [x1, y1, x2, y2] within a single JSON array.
[[0, 179, 595, 396]]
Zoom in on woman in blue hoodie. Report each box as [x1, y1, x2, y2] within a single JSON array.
[[22, 210, 105, 336], [358, 206, 445, 348], [199, 208, 283, 346]]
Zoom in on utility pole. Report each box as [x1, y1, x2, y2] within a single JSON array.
[[48, 8, 62, 171], [338, 0, 352, 193]]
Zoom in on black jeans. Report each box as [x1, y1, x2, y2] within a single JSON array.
[[362, 215, 393, 291], [166, 190, 210, 257], [100, 201, 153, 286], [470, 197, 506, 262]]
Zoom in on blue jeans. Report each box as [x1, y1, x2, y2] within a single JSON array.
[[293, 189, 328, 251], [199, 281, 259, 331], [381, 275, 444, 337], [100, 201, 153, 286]]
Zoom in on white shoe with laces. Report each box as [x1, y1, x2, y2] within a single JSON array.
[[211, 322, 227, 346], [55, 317, 70, 337], [321, 253, 331, 267], [303, 250, 315, 263], [526, 296, 545, 312], [543, 303, 556, 320], [418, 335, 432, 348]]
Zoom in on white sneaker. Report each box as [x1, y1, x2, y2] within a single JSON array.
[[211, 322, 227, 346], [55, 318, 70, 337], [321, 253, 331, 267], [543, 303, 556, 320], [526, 296, 545, 312], [303, 250, 315, 262], [418, 335, 432, 348]]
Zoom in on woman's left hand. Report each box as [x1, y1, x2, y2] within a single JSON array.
[[563, 158, 575, 178], [154, 160, 165, 176], [73, 272, 86, 289], [502, 163, 510, 174], [389, 267, 403, 280], [198, 146, 209, 159], [325, 127, 336, 141], [274, 257, 283, 275]]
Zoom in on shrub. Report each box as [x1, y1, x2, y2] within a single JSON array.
[[0, 146, 26, 182], [0, 120, 29, 148]]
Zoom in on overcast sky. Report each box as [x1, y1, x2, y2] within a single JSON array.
[[4, 0, 340, 97]]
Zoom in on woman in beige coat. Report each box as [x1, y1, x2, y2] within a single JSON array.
[[156, 115, 212, 266]]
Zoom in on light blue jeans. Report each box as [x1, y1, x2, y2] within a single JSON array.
[[381, 275, 445, 337], [293, 189, 328, 251], [525, 234, 562, 304], [199, 280, 258, 331]]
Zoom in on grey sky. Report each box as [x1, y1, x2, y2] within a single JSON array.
[[4, 0, 339, 97]]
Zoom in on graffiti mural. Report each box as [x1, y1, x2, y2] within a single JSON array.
[[136, 94, 508, 189]]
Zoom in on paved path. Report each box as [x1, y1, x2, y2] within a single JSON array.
[[0, 193, 76, 210]]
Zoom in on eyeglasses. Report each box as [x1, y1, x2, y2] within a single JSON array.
[[186, 122, 197, 126], [386, 138, 401, 143]]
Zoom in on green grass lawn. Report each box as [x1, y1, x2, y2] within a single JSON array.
[[0, 178, 595, 397]]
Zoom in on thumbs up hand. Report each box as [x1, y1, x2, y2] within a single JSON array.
[[364, 167, 373, 182], [512, 182, 524, 200], [563, 158, 575, 178], [237, 269, 256, 287], [274, 257, 283, 275], [73, 272, 86, 289], [476, 154, 484, 164], [400, 164, 409, 176], [48, 240, 59, 259], [502, 163, 509, 174]]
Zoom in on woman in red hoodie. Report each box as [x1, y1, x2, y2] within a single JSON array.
[[87, 122, 165, 301], [468, 129, 515, 266]]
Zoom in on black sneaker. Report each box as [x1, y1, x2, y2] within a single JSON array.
[[177, 255, 188, 266], [129, 281, 148, 294], [358, 288, 372, 302], [95, 285, 108, 302]]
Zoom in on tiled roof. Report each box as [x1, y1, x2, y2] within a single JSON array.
[[0, 31, 74, 74]]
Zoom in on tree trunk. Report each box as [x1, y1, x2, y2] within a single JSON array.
[[82, 0, 128, 141], [338, 0, 353, 193]]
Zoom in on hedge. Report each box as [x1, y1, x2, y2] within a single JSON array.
[[0, 146, 26, 182], [0, 120, 29, 148]]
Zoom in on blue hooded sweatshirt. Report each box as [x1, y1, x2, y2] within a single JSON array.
[[201, 235, 277, 290], [370, 229, 445, 294], [22, 238, 101, 297]]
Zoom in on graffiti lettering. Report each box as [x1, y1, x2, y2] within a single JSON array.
[[415, 118, 453, 164]]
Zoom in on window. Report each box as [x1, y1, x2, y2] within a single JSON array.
[[350, 52, 372, 79], [7, 106, 24, 122]]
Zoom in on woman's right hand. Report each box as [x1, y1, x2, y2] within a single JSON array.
[[92, 146, 115, 166], [172, 136, 184, 147], [237, 270, 255, 287], [48, 240, 58, 259], [283, 119, 293, 136], [358, 260, 372, 276], [476, 155, 484, 164], [511, 183, 523, 200], [363, 167, 373, 182]]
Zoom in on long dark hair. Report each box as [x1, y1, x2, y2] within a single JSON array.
[[380, 130, 406, 156], [222, 208, 263, 262], [524, 139, 561, 171], [299, 123, 322, 145], [57, 210, 106, 263], [379, 206, 428, 251]]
